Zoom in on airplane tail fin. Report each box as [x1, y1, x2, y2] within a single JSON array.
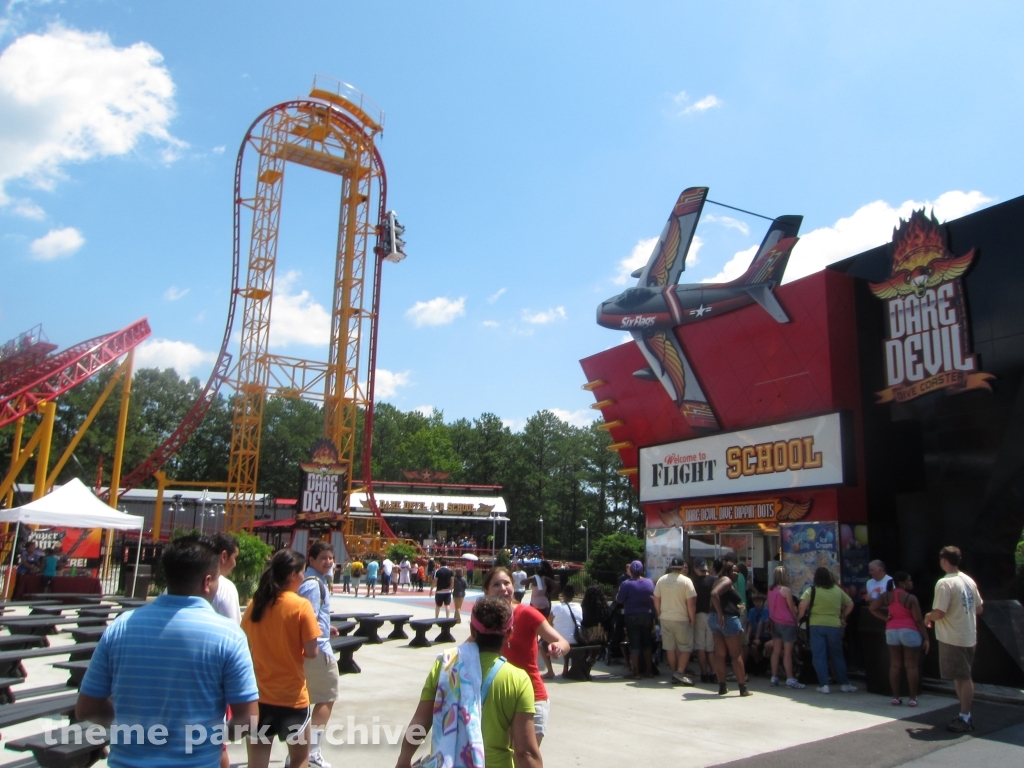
[[737, 215, 803, 286]]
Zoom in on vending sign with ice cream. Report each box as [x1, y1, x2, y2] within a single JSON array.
[[780, 521, 840, 597]]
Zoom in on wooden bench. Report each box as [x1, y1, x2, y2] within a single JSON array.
[[28, 606, 68, 617], [0, 675, 26, 704], [408, 618, 458, 647], [561, 644, 605, 681], [67, 627, 106, 645], [352, 616, 387, 644], [0, 635, 47, 652], [0, 643, 99, 679], [0, 600, 61, 613], [329, 636, 368, 674], [376, 614, 413, 641], [330, 621, 356, 637], [52, 660, 91, 689], [23, 594, 104, 606], [6, 728, 108, 768], [0, 690, 79, 728]]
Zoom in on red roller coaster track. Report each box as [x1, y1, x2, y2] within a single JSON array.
[[0, 319, 151, 429], [114, 96, 395, 538]]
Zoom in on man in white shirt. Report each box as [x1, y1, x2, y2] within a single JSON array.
[[210, 532, 241, 624], [511, 562, 528, 602], [549, 583, 583, 676], [381, 557, 394, 595], [865, 560, 894, 602], [925, 546, 984, 733]]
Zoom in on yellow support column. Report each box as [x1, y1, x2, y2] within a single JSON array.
[[153, 471, 167, 541], [103, 350, 135, 580], [31, 403, 56, 501]]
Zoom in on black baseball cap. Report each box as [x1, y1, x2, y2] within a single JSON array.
[[668, 557, 685, 570], [692, 557, 708, 571]]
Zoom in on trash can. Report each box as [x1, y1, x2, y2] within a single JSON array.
[[122, 564, 152, 598]]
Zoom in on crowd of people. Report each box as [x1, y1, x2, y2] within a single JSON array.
[[64, 539, 985, 768]]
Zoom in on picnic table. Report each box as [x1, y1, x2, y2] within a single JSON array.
[[52, 659, 92, 688], [330, 621, 356, 637], [0, 635, 47, 652], [329, 636, 368, 674], [22, 593, 104, 605], [0, 616, 106, 638], [0, 600, 61, 614]]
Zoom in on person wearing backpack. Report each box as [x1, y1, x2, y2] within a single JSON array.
[[395, 596, 542, 768], [297, 542, 341, 768], [549, 584, 585, 676]]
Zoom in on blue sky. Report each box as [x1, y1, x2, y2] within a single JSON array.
[[2, 1, 1022, 430]]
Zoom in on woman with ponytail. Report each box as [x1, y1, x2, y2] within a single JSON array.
[[242, 549, 322, 768]]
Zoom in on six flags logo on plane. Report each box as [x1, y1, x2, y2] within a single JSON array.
[[870, 210, 994, 404]]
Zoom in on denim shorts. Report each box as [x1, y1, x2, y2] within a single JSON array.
[[886, 628, 922, 647], [708, 612, 744, 637], [772, 622, 798, 644]]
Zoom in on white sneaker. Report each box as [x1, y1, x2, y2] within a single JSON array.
[[786, 678, 806, 689], [817, 684, 831, 694], [309, 752, 332, 768], [840, 684, 858, 693]]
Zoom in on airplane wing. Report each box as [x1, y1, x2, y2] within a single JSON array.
[[632, 329, 720, 431], [636, 187, 708, 288]]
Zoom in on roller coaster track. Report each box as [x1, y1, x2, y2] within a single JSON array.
[[0, 319, 151, 429], [115, 90, 396, 540]]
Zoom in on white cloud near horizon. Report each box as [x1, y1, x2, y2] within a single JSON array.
[[135, 338, 216, 378], [704, 213, 750, 236], [30, 226, 83, 259], [700, 190, 992, 285], [164, 285, 189, 301], [414, 405, 434, 417], [487, 288, 506, 303], [406, 296, 466, 327], [673, 91, 723, 116], [523, 306, 566, 324], [0, 26, 186, 207], [269, 270, 331, 347], [502, 416, 526, 432], [614, 234, 703, 285], [11, 198, 44, 219], [550, 408, 597, 428], [375, 369, 410, 399]]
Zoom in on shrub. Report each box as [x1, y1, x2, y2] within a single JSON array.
[[386, 543, 419, 563], [587, 532, 644, 587], [230, 531, 273, 602]]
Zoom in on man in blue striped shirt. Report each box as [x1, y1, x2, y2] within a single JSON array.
[[76, 535, 259, 768]]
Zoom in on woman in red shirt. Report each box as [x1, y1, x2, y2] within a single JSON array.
[[482, 567, 570, 745]]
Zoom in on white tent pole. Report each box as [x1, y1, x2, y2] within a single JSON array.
[[130, 530, 141, 598], [5, 522, 20, 599]]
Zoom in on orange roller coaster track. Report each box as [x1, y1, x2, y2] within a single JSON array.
[[115, 78, 398, 541]]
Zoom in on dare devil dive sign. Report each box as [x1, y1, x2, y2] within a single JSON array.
[[298, 439, 347, 516], [869, 209, 994, 404]]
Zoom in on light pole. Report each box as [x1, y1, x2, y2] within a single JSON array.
[[538, 517, 544, 556], [490, 511, 497, 559], [198, 489, 210, 534], [578, 520, 589, 562]]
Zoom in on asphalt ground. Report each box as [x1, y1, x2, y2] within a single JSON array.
[[2, 589, 1021, 767]]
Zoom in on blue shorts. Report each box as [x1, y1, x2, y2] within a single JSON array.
[[365, 577, 376, 586], [772, 623, 798, 644], [886, 628, 922, 647], [708, 612, 744, 637]]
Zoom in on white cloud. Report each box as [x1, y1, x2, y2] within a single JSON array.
[[783, 190, 992, 283], [482, 320, 499, 328], [703, 244, 757, 284], [614, 235, 703, 284], [502, 417, 526, 432], [29, 226, 83, 259], [703, 213, 750, 236], [11, 198, 44, 219], [550, 408, 597, 428], [672, 91, 723, 115], [269, 270, 331, 347], [414, 405, 434, 417], [0, 26, 185, 206], [164, 285, 189, 301], [406, 296, 466, 327], [135, 338, 216, 378], [522, 306, 566, 324], [487, 288, 506, 303], [375, 368, 410, 399], [619, 333, 633, 345], [212, 145, 225, 155]]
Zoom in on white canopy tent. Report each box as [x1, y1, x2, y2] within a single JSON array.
[[0, 478, 145, 597]]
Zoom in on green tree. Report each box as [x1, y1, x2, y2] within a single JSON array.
[[588, 532, 644, 586], [231, 531, 273, 601], [257, 397, 324, 499]]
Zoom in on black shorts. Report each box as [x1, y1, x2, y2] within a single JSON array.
[[435, 592, 452, 606], [257, 702, 311, 742]]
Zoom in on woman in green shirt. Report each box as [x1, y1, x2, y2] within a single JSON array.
[[797, 567, 857, 694]]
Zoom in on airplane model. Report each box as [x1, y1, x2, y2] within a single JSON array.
[[597, 187, 802, 432]]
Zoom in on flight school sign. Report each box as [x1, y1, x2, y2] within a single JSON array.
[[870, 210, 994, 404], [639, 413, 847, 502]]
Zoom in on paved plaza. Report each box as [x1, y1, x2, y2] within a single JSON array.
[[1, 590, 1021, 768]]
